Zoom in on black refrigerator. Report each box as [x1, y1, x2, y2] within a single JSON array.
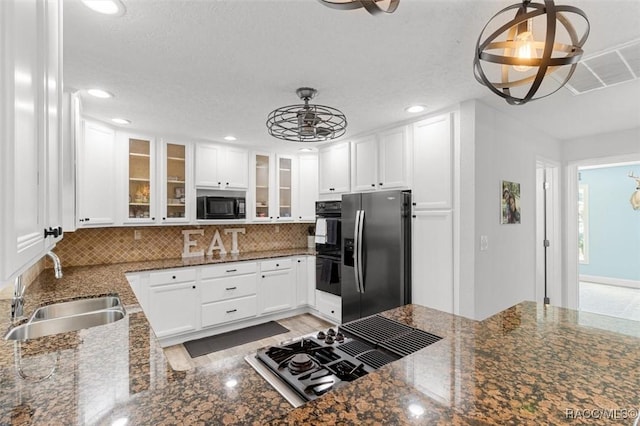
[[341, 190, 411, 323]]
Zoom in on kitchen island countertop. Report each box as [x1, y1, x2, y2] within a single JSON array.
[[1, 254, 639, 425]]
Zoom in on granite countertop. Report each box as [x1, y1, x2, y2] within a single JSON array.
[[1, 250, 639, 425]]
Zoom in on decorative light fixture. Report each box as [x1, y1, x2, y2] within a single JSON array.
[[474, 0, 589, 105], [317, 0, 399, 16], [266, 88, 347, 142]]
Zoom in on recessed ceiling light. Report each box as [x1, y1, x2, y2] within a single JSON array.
[[87, 89, 113, 99], [112, 118, 131, 125], [81, 0, 126, 16], [405, 105, 425, 113], [224, 136, 237, 141], [299, 148, 314, 152]]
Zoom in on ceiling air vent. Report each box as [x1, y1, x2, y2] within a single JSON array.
[[557, 39, 640, 95]]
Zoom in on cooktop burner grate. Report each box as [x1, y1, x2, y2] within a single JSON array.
[[339, 315, 413, 343], [336, 340, 373, 357], [356, 350, 397, 370], [379, 329, 443, 357]]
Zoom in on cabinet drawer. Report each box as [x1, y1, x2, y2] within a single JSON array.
[[201, 295, 257, 328], [261, 258, 292, 272], [201, 274, 257, 303], [316, 290, 341, 323], [149, 268, 196, 286], [201, 262, 257, 279]]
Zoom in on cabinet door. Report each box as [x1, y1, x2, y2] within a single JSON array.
[[195, 143, 221, 188], [295, 257, 308, 307], [259, 268, 295, 314], [125, 135, 156, 223], [307, 256, 316, 308], [352, 136, 378, 192], [379, 126, 409, 190], [276, 155, 294, 221], [412, 114, 452, 209], [161, 141, 189, 223], [412, 210, 453, 314], [297, 155, 318, 221], [223, 147, 249, 190], [253, 153, 272, 221], [148, 282, 198, 338], [77, 121, 117, 226], [319, 142, 350, 195]]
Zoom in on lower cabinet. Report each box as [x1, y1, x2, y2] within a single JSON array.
[[315, 290, 341, 323], [259, 259, 295, 314], [128, 255, 320, 345], [148, 280, 198, 338]]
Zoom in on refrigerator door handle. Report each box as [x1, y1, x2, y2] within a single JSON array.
[[353, 209, 361, 293], [357, 210, 365, 293]]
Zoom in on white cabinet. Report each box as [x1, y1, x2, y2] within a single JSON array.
[[351, 126, 409, 193], [295, 257, 308, 307], [0, 0, 63, 283], [200, 262, 258, 328], [315, 290, 341, 323], [258, 259, 295, 314], [319, 142, 350, 195], [252, 153, 303, 222], [412, 114, 452, 209], [77, 121, 118, 227], [412, 211, 453, 314], [195, 143, 248, 190], [276, 155, 295, 221], [297, 155, 318, 221], [147, 269, 199, 338], [122, 133, 157, 224], [160, 140, 191, 223]]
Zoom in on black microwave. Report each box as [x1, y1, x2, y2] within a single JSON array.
[[197, 196, 246, 220]]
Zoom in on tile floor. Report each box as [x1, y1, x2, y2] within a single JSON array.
[[163, 313, 332, 371], [579, 281, 640, 322]]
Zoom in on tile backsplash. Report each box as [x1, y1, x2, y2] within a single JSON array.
[[52, 223, 312, 268]]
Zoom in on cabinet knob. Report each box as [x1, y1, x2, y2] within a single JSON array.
[[371, 184, 375, 187], [297, 260, 301, 263], [226, 182, 229, 185], [58, 226, 63, 236], [412, 202, 416, 206], [379, 183, 383, 186], [270, 217, 273, 219], [277, 216, 280, 219], [162, 217, 166, 221], [172, 275, 176, 279], [86, 218, 90, 222], [152, 217, 155, 220], [331, 310, 335, 314], [218, 182, 221, 185], [192, 285, 196, 289], [299, 216, 302, 219], [276, 264, 279, 267], [412, 215, 416, 218], [262, 275, 265, 278]]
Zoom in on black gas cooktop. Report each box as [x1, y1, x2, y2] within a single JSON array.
[[247, 315, 443, 406]]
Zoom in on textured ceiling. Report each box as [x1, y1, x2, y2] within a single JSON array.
[[63, 0, 640, 149]]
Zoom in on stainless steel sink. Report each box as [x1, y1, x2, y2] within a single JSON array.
[[31, 296, 122, 321], [5, 296, 126, 341]]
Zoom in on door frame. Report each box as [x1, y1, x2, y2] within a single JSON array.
[[536, 158, 561, 306], [565, 154, 640, 310]]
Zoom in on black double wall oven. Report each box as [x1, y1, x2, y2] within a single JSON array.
[[315, 201, 341, 296]]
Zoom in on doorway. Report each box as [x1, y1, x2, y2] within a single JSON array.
[[566, 155, 640, 320]]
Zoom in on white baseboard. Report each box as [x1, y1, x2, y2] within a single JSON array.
[[579, 275, 640, 290]]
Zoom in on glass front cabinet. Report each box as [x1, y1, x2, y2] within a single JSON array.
[[127, 137, 156, 223], [162, 141, 190, 223], [277, 155, 294, 221], [254, 153, 271, 221]]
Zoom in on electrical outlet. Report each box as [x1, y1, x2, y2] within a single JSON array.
[[480, 235, 488, 251], [134, 230, 141, 240]]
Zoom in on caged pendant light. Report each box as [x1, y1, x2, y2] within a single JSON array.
[[266, 88, 347, 142], [316, 0, 399, 16], [474, 0, 589, 105]]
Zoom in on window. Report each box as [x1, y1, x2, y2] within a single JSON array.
[[578, 184, 589, 264]]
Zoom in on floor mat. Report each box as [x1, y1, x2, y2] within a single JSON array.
[[183, 321, 289, 358]]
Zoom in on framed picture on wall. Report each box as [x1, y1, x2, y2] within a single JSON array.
[[501, 180, 521, 224]]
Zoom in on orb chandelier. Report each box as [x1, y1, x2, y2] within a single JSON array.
[[316, 0, 399, 16], [266, 88, 347, 142], [474, 0, 589, 105]]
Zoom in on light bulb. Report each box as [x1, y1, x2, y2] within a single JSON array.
[[513, 19, 535, 72]]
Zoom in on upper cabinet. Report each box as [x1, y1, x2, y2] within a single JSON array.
[[276, 155, 294, 221], [251, 153, 299, 222], [195, 143, 248, 190], [412, 114, 453, 210], [161, 141, 191, 223], [253, 153, 272, 221], [0, 0, 63, 282], [351, 126, 409, 192], [297, 155, 318, 221], [319, 142, 350, 195], [124, 135, 157, 224], [77, 120, 118, 227]]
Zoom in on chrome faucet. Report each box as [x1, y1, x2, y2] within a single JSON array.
[[11, 275, 25, 321], [46, 251, 63, 279], [10, 252, 63, 321]]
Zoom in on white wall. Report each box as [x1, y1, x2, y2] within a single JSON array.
[[470, 100, 562, 320], [562, 127, 640, 162]]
